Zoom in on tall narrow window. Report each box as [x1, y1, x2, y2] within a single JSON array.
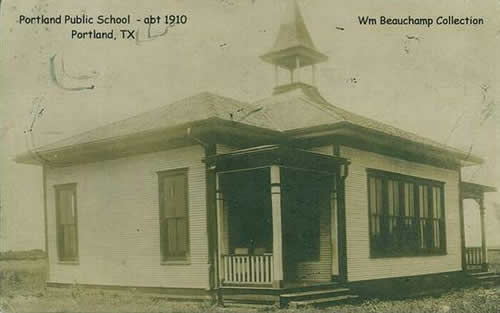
[[368, 176, 383, 252], [418, 185, 430, 249], [55, 184, 78, 262], [367, 169, 446, 257], [158, 169, 189, 262]]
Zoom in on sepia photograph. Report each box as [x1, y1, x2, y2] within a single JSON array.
[[0, 0, 498, 312]]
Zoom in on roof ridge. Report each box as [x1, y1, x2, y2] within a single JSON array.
[[297, 94, 348, 122]]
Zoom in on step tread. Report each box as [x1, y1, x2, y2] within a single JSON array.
[[477, 275, 500, 280], [281, 288, 350, 298], [289, 294, 359, 307], [470, 272, 495, 276], [223, 301, 274, 309]]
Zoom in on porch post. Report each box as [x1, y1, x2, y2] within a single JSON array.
[[458, 170, 467, 272], [270, 165, 284, 288], [216, 174, 229, 283], [479, 196, 488, 271]]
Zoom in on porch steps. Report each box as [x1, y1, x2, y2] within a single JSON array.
[[280, 287, 350, 300], [467, 271, 500, 286], [221, 301, 275, 309], [221, 284, 360, 308], [280, 286, 360, 308], [288, 294, 359, 308]]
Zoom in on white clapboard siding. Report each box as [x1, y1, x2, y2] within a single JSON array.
[[45, 145, 210, 289], [341, 145, 461, 282]]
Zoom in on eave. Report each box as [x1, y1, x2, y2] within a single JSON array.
[[286, 122, 483, 170], [14, 118, 283, 167], [461, 181, 497, 200]]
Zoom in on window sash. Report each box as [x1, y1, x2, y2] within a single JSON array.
[[55, 184, 78, 262], [368, 171, 446, 257], [159, 169, 189, 261]]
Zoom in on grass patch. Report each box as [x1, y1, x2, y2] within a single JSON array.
[[0, 255, 499, 312]]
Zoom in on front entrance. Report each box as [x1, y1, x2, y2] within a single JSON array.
[[206, 145, 349, 288], [282, 168, 334, 282]]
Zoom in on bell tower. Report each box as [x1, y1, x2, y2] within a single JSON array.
[[260, 0, 328, 94]]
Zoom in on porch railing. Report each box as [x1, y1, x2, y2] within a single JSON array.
[[466, 247, 483, 266], [222, 254, 273, 284]]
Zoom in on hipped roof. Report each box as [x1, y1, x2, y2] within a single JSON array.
[[16, 85, 483, 167]]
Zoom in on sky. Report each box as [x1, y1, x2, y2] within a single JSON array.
[[0, 0, 498, 250]]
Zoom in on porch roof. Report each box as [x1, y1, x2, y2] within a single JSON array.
[[205, 144, 349, 174], [461, 181, 497, 200]]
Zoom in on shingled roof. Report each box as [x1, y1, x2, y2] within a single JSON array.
[[15, 1, 483, 167], [252, 83, 467, 154], [33, 91, 275, 153], [16, 84, 482, 166], [269, 0, 317, 53]]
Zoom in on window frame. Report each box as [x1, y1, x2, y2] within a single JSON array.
[[158, 168, 190, 263], [54, 183, 79, 263], [366, 169, 447, 258]]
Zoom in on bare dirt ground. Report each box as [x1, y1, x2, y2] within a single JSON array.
[[1, 255, 499, 313]]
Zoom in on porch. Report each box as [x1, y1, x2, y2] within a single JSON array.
[[205, 145, 349, 288], [461, 181, 497, 272]]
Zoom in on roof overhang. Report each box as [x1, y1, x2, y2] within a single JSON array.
[[14, 118, 283, 167], [16, 117, 484, 172], [461, 181, 497, 200], [286, 122, 483, 170], [260, 46, 328, 70]]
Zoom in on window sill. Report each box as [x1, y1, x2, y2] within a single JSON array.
[[57, 260, 79, 265], [369, 252, 447, 259], [161, 260, 191, 266]]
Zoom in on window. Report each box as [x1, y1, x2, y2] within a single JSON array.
[[367, 170, 446, 257], [158, 169, 189, 262], [55, 184, 78, 262]]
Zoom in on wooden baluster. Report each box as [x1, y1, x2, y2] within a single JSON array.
[[247, 257, 251, 282], [230, 256, 234, 282], [270, 255, 274, 282], [225, 257, 229, 282], [236, 257, 240, 282], [240, 257, 244, 282], [264, 255, 269, 282], [250, 256, 254, 283]]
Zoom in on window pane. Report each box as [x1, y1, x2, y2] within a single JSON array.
[[174, 175, 187, 217], [163, 179, 176, 217], [433, 187, 441, 218], [167, 218, 177, 256], [404, 183, 414, 217], [63, 225, 77, 259], [368, 177, 381, 236], [419, 185, 428, 218], [163, 175, 187, 218], [369, 177, 376, 214], [388, 180, 399, 216], [434, 220, 440, 248], [176, 218, 187, 255], [58, 190, 75, 225], [376, 178, 383, 213], [388, 180, 394, 215]]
